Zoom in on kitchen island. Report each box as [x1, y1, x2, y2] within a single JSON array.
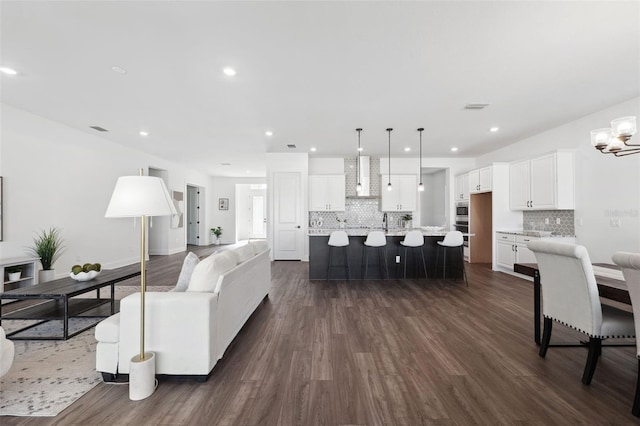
[[308, 229, 466, 280]]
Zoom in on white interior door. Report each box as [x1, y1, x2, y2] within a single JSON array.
[[250, 195, 267, 238], [187, 185, 199, 245], [273, 172, 303, 260]]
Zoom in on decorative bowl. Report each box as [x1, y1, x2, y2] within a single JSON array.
[[70, 270, 100, 281]]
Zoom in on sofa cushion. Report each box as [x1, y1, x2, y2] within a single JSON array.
[[174, 252, 200, 292], [249, 240, 269, 255], [95, 313, 121, 343], [187, 250, 238, 292], [234, 244, 255, 264]]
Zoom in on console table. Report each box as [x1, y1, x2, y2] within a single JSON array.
[[0, 264, 140, 340]]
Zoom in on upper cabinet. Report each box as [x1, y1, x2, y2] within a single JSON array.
[[469, 166, 492, 193], [454, 173, 469, 202], [381, 174, 417, 211], [309, 175, 346, 211], [509, 151, 574, 210]]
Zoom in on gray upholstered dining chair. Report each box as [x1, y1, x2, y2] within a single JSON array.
[[527, 241, 635, 385], [612, 251, 640, 417]]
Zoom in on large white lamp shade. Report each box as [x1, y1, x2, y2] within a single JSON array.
[[105, 176, 177, 218]]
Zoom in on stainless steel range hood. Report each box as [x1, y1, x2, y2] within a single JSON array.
[[346, 156, 380, 198]]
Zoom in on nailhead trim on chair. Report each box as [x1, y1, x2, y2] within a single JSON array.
[[545, 315, 636, 339]]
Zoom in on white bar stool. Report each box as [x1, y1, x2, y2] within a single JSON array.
[[399, 230, 427, 279], [436, 231, 468, 286], [327, 230, 350, 280], [363, 231, 388, 279]]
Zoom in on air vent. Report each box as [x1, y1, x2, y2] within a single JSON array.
[[220, 163, 231, 166], [464, 103, 489, 110], [287, 144, 296, 149], [89, 126, 109, 132]]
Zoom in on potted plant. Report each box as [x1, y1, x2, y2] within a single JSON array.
[[27, 227, 65, 283], [401, 214, 413, 229], [211, 226, 223, 245], [7, 265, 22, 281]]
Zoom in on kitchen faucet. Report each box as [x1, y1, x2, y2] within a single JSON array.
[[382, 212, 388, 232]]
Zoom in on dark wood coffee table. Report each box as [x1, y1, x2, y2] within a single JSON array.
[[0, 264, 140, 340]]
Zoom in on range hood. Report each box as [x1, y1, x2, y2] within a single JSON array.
[[347, 156, 379, 198]]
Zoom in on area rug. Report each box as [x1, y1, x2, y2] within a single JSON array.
[[0, 285, 170, 417]]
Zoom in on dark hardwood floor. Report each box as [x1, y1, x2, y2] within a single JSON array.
[[4, 245, 638, 425]]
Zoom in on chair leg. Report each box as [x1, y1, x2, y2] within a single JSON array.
[[377, 247, 384, 280], [539, 317, 553, 357], [443, 248, 447, 280], [327, 246, 333, 281], [420, 246, 428, 280], [364, 246, 369, 279], [582, 337, 602, 385], [460, 246, 469, 287], [383, 246, 389, 279], [633, 359, 640, 417], [345, 246, 350, 280]]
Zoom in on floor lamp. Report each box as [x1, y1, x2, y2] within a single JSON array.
[[105, 170, 177, 400]]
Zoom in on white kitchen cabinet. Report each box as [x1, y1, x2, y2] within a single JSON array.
[[381, 175, 417, 211], [309, 175, 345, 211], [495, 233, 540, 270], [455, 173, 469, 202], [509, 151, 574, 210], [469, 166, 492, 193]]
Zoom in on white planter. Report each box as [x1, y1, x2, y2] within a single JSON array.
[[39, 269, 56, 283], [8, 272, 21, 281]]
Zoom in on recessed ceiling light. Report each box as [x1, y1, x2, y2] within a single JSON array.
[[139, 131, 149, 137], [489, 126, 500, 132], [310, 147, 317, 152], [265, 131, 273, 136], [451, 147, 459, 152], [223, 67, 236, 76], [111, 66, 127, 74], [0, 66, 18, 75], [404, 147, 411, 152]]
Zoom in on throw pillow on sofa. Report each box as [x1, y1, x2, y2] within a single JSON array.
[[174, 252, 200, 292], [187, 250, 238, 292], [234, 244, 255, 264]]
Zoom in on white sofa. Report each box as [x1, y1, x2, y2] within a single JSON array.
[[1, 326, 15, 377], [95, 242, 271, 380]]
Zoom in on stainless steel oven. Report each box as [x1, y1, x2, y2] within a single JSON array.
[[456, 204, 469, 217], [454, 220, 469, 247]]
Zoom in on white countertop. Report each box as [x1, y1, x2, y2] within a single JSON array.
[[497, 229, 576, 238], [308, 228, 468, 237]]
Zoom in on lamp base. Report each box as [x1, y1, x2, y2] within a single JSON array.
[[129, 352, 156, 401]]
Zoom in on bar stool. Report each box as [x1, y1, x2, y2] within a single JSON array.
[[400, 230, 428, 279], [436, 231, 468, 286], [327, 230, 350, 281], [362, 231, 388, 279]]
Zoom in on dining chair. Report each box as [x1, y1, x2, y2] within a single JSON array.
[[612, 251, 640, 417], [399, 230, 427, 279], [327, 230, 350, 281], [362, 230, 388, 279], [527, 241, 635, 385], [435, 231, 468, 286]]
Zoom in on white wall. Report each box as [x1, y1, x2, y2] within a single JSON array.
[[209, 176, 267, 245], [421, 170, 447, 227], [0, 103, 212, 278], [308, 158, 344, 174], [477, 97, 640, 262]]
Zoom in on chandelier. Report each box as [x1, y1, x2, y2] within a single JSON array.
[[590, 116, 639, 157]]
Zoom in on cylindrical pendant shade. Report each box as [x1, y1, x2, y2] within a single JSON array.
[[105, 176, 177, 218]]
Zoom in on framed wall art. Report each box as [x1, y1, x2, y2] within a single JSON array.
[[219, 198, 229, 210]]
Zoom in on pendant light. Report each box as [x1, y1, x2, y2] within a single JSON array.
[[356, 128, 363, 193], [417, 128, 425, 192], [386, 128, 393, 191]]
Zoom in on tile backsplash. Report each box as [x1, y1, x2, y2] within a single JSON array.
[[309, 198, 410, 229], [523, 210, 575, 236]]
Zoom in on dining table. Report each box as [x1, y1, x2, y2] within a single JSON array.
[[513, 262, 630, 346]]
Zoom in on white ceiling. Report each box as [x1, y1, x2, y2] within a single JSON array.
[[1, 1, 639, 177]]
